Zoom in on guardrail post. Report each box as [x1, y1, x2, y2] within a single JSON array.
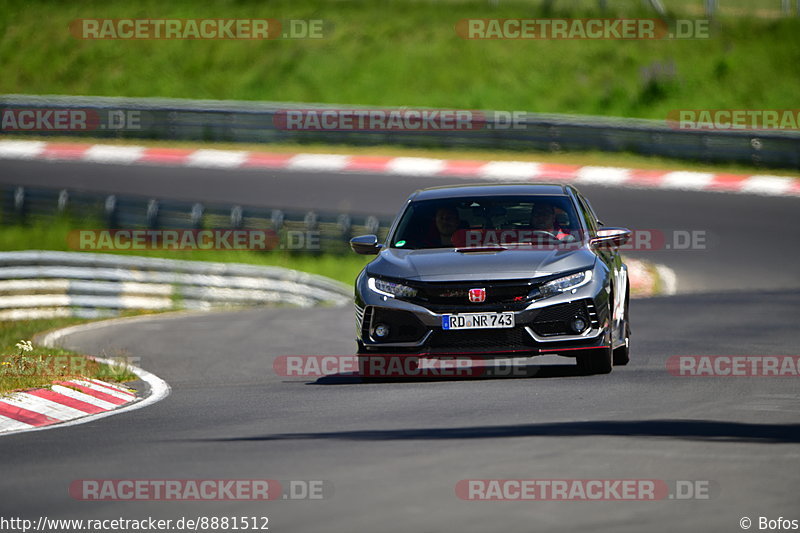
[[337, 214, 352, 242], [57, 190, 69, 214], [304, 211, 320, 255], [230, 205, 244, 229], [365, 215, 380, 237], [270, 209, 284, 231], [336, 214, 352, 254], [270, 209, 284, 251], [105, 195, 118, 229], [644, 0, 666, 16], [13, 187, 27, 225], [190, 203, 204, 229], [146, 199, 160, 229]]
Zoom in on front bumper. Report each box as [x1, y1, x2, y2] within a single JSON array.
[[355, 273, 611, 358]]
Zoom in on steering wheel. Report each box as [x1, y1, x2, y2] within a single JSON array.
[[531, 230, 561, 241]]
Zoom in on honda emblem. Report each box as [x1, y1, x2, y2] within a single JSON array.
[[468, 288, 486, 303]]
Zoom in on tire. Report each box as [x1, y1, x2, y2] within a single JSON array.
[[613, 338, 630, 366], [577, 347, 613, 375]]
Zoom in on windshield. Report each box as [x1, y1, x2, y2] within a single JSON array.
[[390, 195, 583, 250]]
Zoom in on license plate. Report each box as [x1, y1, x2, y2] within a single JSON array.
[[442, 312, 515, 330]]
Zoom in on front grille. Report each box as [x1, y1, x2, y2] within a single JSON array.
[[427, 327, 534, 353], [355, 304, 365, 331], [406, 279, 534, 311], [531, 300, 595, 337], [360, 306, 374, 341]]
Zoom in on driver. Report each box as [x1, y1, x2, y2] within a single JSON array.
[[530, 203, 572, 241]]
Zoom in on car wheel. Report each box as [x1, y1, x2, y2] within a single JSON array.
[[613, 337, 630, 366], [577, 347, 613, 375]]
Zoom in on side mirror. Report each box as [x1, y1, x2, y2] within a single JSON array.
[[350, 234, 382, 255], [590, 227, 631, 248]]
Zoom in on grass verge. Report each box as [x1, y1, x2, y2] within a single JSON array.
[[0, 318, 138, 395], [1, 0, 799, 120]]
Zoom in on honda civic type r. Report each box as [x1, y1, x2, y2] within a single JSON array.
[[350, 183, 632, 375]]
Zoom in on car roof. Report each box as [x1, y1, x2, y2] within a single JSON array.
[[412, 183, 571, 201]]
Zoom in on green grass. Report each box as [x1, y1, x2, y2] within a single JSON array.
[[0, 318, 138, 395], [0, 218, 373, 286], [1, 0, 799, 120]]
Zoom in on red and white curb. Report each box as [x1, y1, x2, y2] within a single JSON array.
[[0, 378, 138, 433], [1, 140, 798, 198], [1, 317, 171, 436]]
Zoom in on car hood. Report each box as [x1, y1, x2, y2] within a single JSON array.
[[367, 246, 597, 282]]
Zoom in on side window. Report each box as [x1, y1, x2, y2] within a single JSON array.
[[575, 194, 598, 236], [582, 196, 603, 227]]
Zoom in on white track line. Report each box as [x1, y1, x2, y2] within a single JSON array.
[[287, 153, 350, 172], [386, 157, 445, 176], [186, 149, 248, 168], [82, 145, 145, 164], [0, 140, 47, 159], [478, 161, 541, 180]]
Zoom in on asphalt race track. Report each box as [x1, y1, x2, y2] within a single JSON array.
[[1, 158, 799, 532]]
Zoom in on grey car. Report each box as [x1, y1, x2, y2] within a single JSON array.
[[350, 183, 632, 375]]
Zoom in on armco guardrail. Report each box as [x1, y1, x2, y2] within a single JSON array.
[[0, 251, 351, 321], [2, 185, 393, 254], [1, 94, 799, 169]]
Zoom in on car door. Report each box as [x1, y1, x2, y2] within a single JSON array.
[[575, 191, 628, 345]]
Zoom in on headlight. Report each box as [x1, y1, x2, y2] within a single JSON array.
[[538, 270, 593, 299], [368, 277, 418, 298]]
